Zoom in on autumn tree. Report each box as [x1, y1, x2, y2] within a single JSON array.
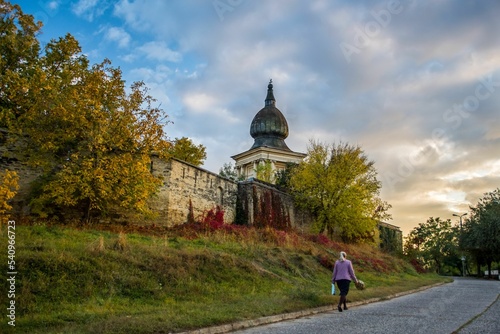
[[167, 137, 206, 166], [404, 217, 460, 274], [289, 140, 390, 243], [0, 0, 42, 128], [1, 2, 170, 222], [0, 169, 18, 222], [462, 189, 500, 277]]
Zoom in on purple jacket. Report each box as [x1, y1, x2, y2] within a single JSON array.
[[332, 259, 357, 283]]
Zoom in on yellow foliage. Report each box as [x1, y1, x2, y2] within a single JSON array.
[[2, 2, 171, 221], [290, 140, 383, 243], [0, 169, 19, 216]]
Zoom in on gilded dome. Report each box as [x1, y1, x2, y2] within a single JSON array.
[[249, 81, 291, 151]]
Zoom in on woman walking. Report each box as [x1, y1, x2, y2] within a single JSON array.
[[332, 251, 358, 312]]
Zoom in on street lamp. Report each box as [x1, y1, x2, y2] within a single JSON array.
[[453, 212, 467, 277], [452, 212, 467, 230]]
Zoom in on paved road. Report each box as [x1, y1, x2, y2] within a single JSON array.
[[232, 278, 500, 334]]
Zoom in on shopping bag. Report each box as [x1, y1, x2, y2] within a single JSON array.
[[331, 283, 336, 295], [355, 280, 366, 290]]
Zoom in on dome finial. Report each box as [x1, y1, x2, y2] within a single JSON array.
[[250, 80, 290, 151], [265, 79, 275, 106]]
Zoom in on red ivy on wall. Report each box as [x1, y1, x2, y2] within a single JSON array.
[[252, 185, 291, 230]]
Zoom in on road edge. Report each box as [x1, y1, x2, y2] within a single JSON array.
[[176, 280, 450, 334]]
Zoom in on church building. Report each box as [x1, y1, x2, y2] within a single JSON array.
[[231, 81, 306, 181]]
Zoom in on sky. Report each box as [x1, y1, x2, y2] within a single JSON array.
[[11, 0, 500, 236]]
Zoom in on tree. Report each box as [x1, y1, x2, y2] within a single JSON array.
[[404, 217, 459, 274], [289, 140, 389, 243], [167, 137, 206, 166], [0, 169, 18, 221], [219, 162, 242, 181], [462, 189, 500, 277], [254, 159, 273, 183], [1, 2, 171, 222], [0, 0, 43, 128], [274, 162, 298, 190]]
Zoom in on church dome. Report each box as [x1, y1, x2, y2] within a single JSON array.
[[249, 81, 291, 151]]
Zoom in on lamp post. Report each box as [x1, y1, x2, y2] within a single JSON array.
[[453, 213, 467, 230], [453, 213, 467, 277]]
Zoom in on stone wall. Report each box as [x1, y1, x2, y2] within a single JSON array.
[[149, 157, 238, 226], [1, 144, 305, 230], [1, 128, 239, 225], [235, 179, 313, 231]]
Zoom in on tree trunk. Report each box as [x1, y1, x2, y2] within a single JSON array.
[[82, 197, 92, 224]]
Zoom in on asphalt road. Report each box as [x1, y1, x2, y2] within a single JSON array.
[[232, 277, 500, 334]]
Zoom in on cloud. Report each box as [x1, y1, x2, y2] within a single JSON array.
[[72, 0, 110, 21], [15, 0, 500, 238], [106, 0, 500, 235], [103, 26, 130, 48], [136, 41, 182, 62]]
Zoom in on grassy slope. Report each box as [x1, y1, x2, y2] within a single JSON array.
[[0, 224, 449, 334]]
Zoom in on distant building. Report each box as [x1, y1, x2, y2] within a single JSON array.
[[378, 221, 403, 253], [231, 81, 306, 182]]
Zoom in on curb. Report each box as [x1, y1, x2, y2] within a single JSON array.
[[176, 281, 449, 334]]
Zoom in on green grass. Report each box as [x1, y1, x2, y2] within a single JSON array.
[[0, 223, 449, 334]]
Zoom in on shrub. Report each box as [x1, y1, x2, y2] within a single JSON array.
[[0, 169, 19, 220], [317, 254, 334, 270], [409, 258, 427, 274]]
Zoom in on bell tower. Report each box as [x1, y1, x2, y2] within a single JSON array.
[[231, 81, 306, 182]]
